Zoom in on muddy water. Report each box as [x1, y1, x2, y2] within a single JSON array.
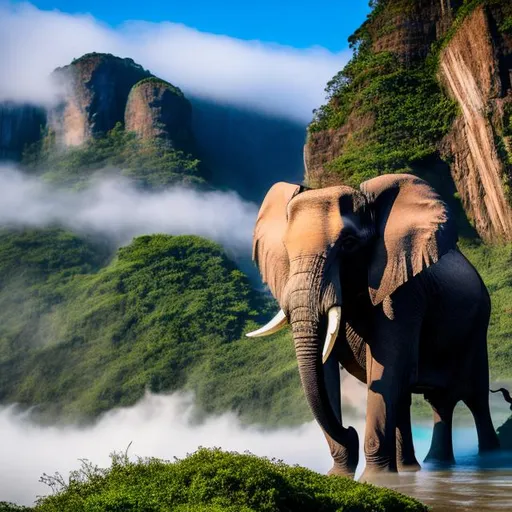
[[379, 427, 512, 511], [389, 458, 512, 511]]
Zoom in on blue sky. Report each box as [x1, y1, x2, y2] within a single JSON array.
[[14, 1, 371, 51], [1, 1, 367, 119]]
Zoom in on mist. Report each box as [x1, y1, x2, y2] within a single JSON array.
[[0, 386, 487, 507], [0, 2, 350, 121], [0, 165, 257, 257]]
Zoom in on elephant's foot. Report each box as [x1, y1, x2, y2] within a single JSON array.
[[397, 461, 421, 473], [478, 435, 500, 453], [327, 463, 355, 478], [359, 465, 400, 485], [397, 449, 421, 473], [423, 451, 455, 467]]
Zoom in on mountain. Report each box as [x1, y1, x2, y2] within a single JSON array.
[[305, 0, 512, 243], [0, 52, 311, 426], [190, 98, 305, 202], [0, 52, 306, 200], [0, 229, 309, 426]]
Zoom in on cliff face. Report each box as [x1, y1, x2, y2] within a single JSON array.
[[125, 78, 193, 151], [49, 53, 151, 146], [305, 0, 512, 243], [0, 102, 46, 160], [440, 4, 512, 241], [369, 0, 461, 62]]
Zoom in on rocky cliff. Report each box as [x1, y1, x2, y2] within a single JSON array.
[[124, 77, 193, 152], [48, 53, 151, 147], [0, 102, 46, 160], [439, 4, 512, 241], [305, 0, 512, 242]]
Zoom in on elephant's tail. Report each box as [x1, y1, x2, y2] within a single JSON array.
[[490, 388, 512, 409]]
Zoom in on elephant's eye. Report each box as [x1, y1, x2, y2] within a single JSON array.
[[340, 234, 358, 252]]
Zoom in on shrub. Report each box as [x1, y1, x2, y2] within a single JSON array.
[[34, 448, 427, 512]]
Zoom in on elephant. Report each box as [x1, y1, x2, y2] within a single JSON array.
[[246, 174, 500, 478]]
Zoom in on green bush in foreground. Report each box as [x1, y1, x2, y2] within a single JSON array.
[[33, 448, 426, 512]]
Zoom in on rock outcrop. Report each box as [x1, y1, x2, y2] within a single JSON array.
[[125, 78, 193, 151], [49, 53, 151, 146], [368, 0, 462, 63], [0, 102, 46, 160], [440, 5, 512, 242], [305, 0, 512, 243]]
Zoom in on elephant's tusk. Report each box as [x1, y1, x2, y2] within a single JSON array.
[[246, 309, 288, 337], [246, 309, 288, 338], [322, 306, 341, 363]]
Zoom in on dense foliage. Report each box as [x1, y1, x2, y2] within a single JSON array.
[[30, 449, 426, 512], [308, 0, 512, 189], [22, 122, 204, 189], [0, 230, 310, 424]]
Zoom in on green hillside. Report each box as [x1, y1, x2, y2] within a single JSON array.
[[0, 230, 310, 425]]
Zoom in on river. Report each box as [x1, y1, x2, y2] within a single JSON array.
[[377, 425, 512, 511]]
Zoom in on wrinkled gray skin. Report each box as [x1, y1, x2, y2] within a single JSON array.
[[251, 174, 500, 478]]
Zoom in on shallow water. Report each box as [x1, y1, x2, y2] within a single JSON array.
[[375, 426, 512, 511], [386, 458, 512, 511]]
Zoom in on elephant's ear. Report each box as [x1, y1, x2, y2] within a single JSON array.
[[361, 174, 457, 306], [253, 182, 301, 303]]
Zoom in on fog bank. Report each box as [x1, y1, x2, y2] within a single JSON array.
[[0, 165, 257, 256]]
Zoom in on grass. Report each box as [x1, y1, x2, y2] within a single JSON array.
[[28, 448, 427, 511]]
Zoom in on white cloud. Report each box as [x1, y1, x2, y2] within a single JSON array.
[[0, 165, 257, 257], [0, 1, 350, 121]]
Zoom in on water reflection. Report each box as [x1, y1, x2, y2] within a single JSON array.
[[368, 426, 512, 511]]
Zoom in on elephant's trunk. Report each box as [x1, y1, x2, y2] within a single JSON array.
[[286, 256, 359, 472]]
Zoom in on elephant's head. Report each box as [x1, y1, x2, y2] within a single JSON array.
[[247, 174, 456, 465]]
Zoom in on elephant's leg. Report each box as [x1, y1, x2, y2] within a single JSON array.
[[424, 392, 456, 464], [362, 345, 401, 475], [463, 324, 500, 453], [464, 395, 500, 453], [323, 356, 359, 476], [361, 285, 424, 478], [464, 390, 500, 453], [396, 393, 421, 472]]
